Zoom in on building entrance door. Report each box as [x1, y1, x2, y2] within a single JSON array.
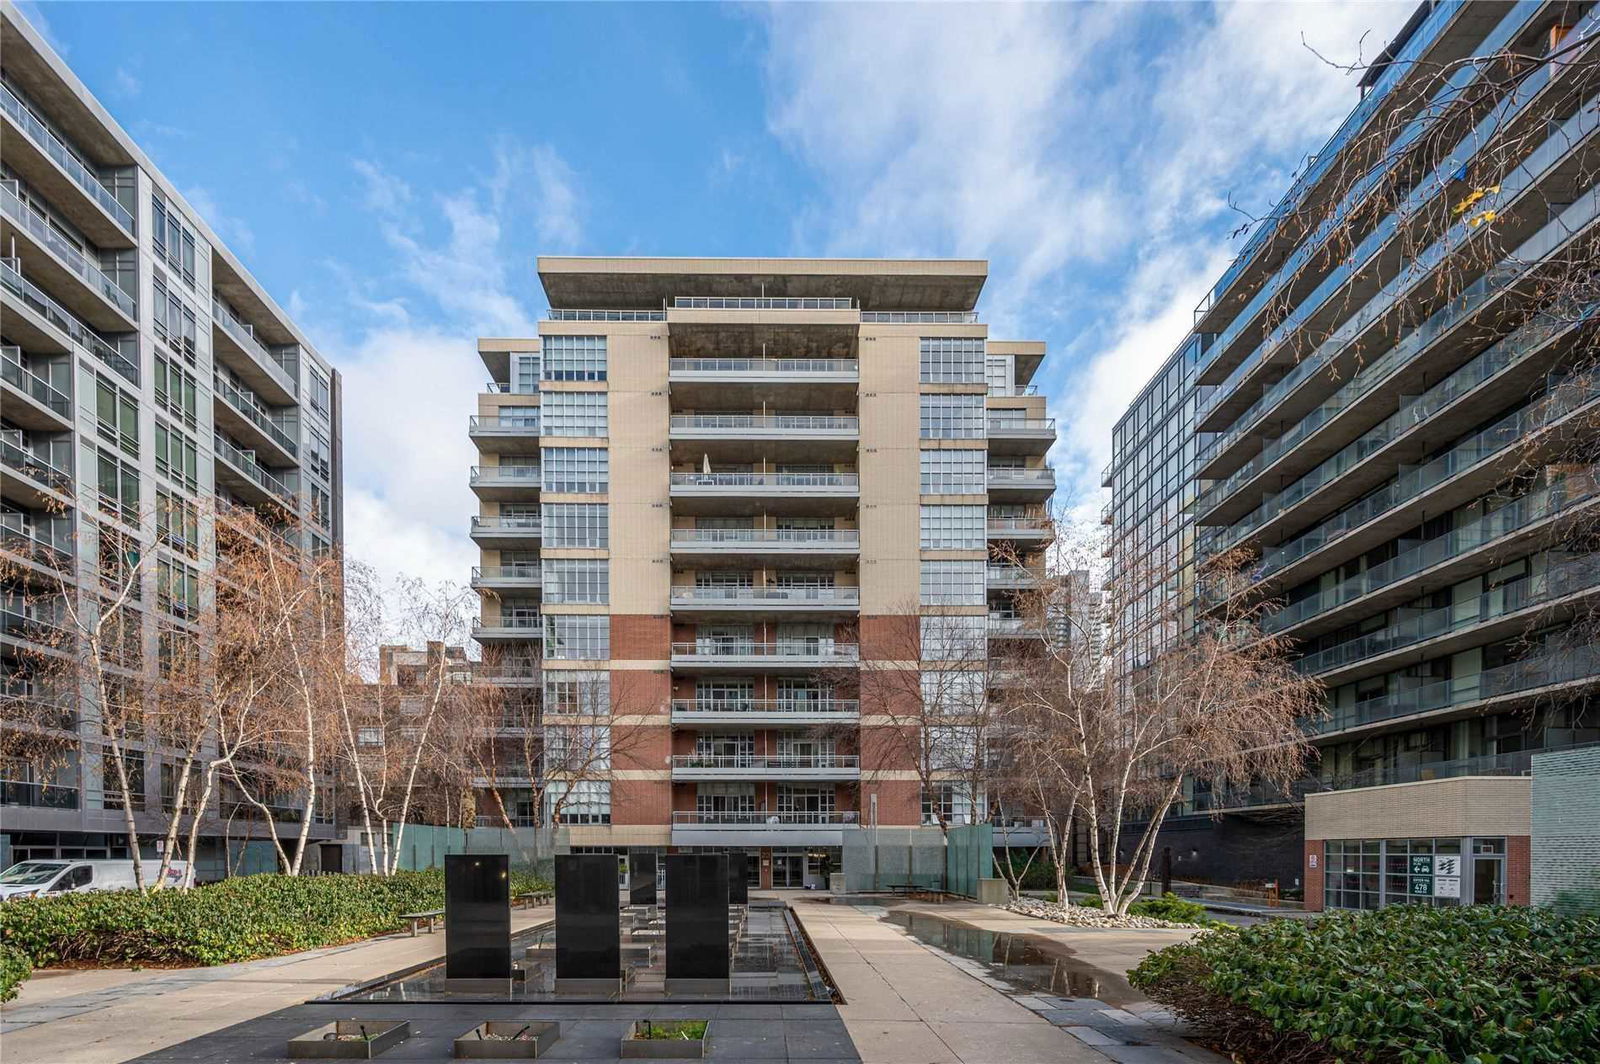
[[772, 853, 804, 888]]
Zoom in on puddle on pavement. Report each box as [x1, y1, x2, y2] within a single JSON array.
[[882, 909, 1138, 1006]]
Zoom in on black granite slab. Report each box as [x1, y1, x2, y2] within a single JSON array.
[[555, 853, 621, 982], [630, 852, 658, 906], [664, 854, 729, 982], [726, 851, 748, 905], [445, 854, 511, 980]]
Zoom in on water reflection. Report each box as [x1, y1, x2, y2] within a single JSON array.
[[884, 910, 1130, 1004]]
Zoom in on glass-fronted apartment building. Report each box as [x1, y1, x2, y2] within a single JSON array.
[[1105, 0, 1599, 909], [0, 4, 344, 873], [470, 257, 1053, 888]]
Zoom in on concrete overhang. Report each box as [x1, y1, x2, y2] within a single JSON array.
[[538, 256, 987, 311], [988, 340, 1046, 383]]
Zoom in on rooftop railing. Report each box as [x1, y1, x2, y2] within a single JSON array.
[[0, 180, 136, 319], [2, 258, 137, 384], [0, 83, 135, 234]]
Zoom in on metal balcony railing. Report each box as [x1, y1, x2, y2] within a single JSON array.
[[671, 810, 861, 826], [986, 517, 1053, 535], [671, 754, 860, 771], [674, 296, 855, 310], [671, 528, 860, 548], [546, 308, 665, 321], [470, 415, 542, 433], [2, 258, 137, 383], [211, 299, 297, 397], [473, 616, 543, 632], [987, 566, 1046, 587], [669, 357, 858, 376], [986, 418, 1056, 434], [986, 468, 1055, 485], [472, 566, 542, 584], [213, 372, 299, 457], [0, 83, 135, 233], [670, 699, 860, 718], [470, 516, 541, 534], [470, 465, 541, 484], [670, 641, 860, 662], [668, 414, 859, 433], [1, 346, 70, 415], [669, 471, 859, 490], [213, 434, 295, 504], [1, 511, 73, 555], [0, 180, 136, 319], [670, 586, 860, 606], [861, 311, 978, 323], [1, 433, 73, 492]]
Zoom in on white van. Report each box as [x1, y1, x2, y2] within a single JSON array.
[[0, 859, 186, 899]]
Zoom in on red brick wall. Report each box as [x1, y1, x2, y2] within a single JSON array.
[[1507, 835, 1531, 905], [612, 614, 670, 660], [859, 614, 919, 659], [1304, 839, 1325, 912], [610, 776, 670, 825]]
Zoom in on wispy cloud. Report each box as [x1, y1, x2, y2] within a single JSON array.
[[182, 184, 255, 256], [113, 65, 141, 99]]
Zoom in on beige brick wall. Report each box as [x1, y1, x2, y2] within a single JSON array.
[[1305, 777, 1532, 840]]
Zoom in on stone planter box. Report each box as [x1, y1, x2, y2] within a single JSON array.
[[453, 1021, 560, 1059], [287, 1020, 411, 1058], [620, 1020, 711, 1059]]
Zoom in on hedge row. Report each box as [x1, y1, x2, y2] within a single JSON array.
[[0, 943, 30, 1002], [1130, 904, 1600, 1064], [0, 867, 552, 972]]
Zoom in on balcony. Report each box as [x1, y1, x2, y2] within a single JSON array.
[[668, 357, 858, 383], [473, 663, 542, 687], [986, 467, 1055, 498], [1, 432, 73, 501], [1, 510, 74, 563], [861, 311, 978, 323], [669, 413, 858, 439], [471, 616, 544, 642], [670, 586, 860, 615], [469, 415, 543, 454], [469, 465, 541, 500], [669, 472, 860, 516], [212, 299, 297, 403], [987, 565, 1046, 590], [0, 82, 136, 243], [986, 518, 1054, 543], [670, 699, 860, 726], [469, 515, 542, 547], [0, 179, 136, 328], [669, 754, 860, 781], [674, 296, 855, 311], [213, 372, 299, 465], [669, 808, 861, 847], [2, 258, 137, 384], [985, 417, 1055, 455], [670, 640, 859, 671], [670, 528, 859, 563], [1, 347, 71, 430], [1, 602, 68, 647], [546, 308, 665, 322], [213, 433, 296, 509], [988, 614, 1046, 639], [471, 566, 542, 592], [0, 779, 80, 810]]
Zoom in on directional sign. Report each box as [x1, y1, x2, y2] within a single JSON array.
[[1409, 855, 1434, 876], [1434, 876, 1461, 899], [1410, 876, 1433, 896]]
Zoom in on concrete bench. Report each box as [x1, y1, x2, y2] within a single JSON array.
[[400, 909, 444, 936], [515, 891, 553, 909]]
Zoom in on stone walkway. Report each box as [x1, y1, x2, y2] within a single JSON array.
[[0, 907, 554, 1063], [789, 898, 1226, 1064]]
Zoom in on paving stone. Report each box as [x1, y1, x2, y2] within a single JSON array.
[[1060, 1025, 1123, 1047]]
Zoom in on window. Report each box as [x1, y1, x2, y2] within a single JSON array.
[[542, 335, 607, 381], [88, 445, 139, 523], [157, 490, 199, 557], [922, 783, 980, 826], [694, 680, 754, 708], [157, 558, 199, 619], [95, 375, 139, 455], [311, 486, 332, 529], [543, 447, 608, 494], [985, 356, 1014, 395], [358, 727, 383, 746], [921, 671, 985, 715], [511, 352, 541, 393], [542, 559, 609, 604], [154, 423, 198, 492], [154, 356, 197, 429], [920, 504, 985, 549], [152, 274, 198, 361], [921, 560, 985, 605], [920, 394, 984, 438], [306, 430, 332, 482], [151, 193, 198, 286], [545, 671, 610, 715], [921, 615, 987, 660], [309, 369, 330, 418], [696, 782, 756, 815], [100, 750, 146, 811], [926, 724, 980, 770], [541, 503, 608, 548], [920, 450, 984, 494], [544, 615, 609, 660], [920, 337, 985, 384], [545, 724, 611, 771], [541, 392, 608, 437], [546, 779, 611, 824]]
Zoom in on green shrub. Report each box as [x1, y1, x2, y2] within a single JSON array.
[[0, 868, 552, 973], [0, 943, 30, 1002], [1130, 905, 1600, 1064], [1067, 892, 1216, 925]]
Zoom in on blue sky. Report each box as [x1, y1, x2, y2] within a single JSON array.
[[27, 0, 1414, 594]]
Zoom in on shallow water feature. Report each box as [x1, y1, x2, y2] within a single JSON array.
[[328, 900, 833, 1004], [883, 909, 1137, 1005]]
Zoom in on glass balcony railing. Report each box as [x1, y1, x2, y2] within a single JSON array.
[[670, 754, 860, 771], [212, 299, 297, 397], [671, 810, 861, 826], [674, 296, 855, 310], [213, 372, 299, 457], [470, 465, 540, 484], [987, 418, 1056, 434], [1, 346, 70, 415], [545, 308, 665, 321], [471, 566, 541, 583], [670, 641, 860, 662], [473, 616, 543, 632], [470, 415, 542, 434], [1264, 479, 1599, 633], [1, 258, 137, 384], [0, 83, 135, 234], [0, 180, 136, 319], [0, 510, 74, 555], [1200, 78, 1600, 427], [1, 433, 73, 492], [1295, 556, 1600, 676], [671, 699, 860, 717], [861, 311, 978, 323], [1312, 647, 1600, 736], [669, 357, 858, 375], [986, 468, 1056, 486], [213, 433, 295, 504], [469, 516, 541, 534], [987, 517, 1054, 535], [668, 414, 858, 433], [670, 528, 860, 548], [669, 472, 859, 490], [670, 586, 861, 606]]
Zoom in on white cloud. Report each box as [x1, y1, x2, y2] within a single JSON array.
[[182, 184, 255, 256], [759, 0, 1414, 506], [114, 66, 141, 98]]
